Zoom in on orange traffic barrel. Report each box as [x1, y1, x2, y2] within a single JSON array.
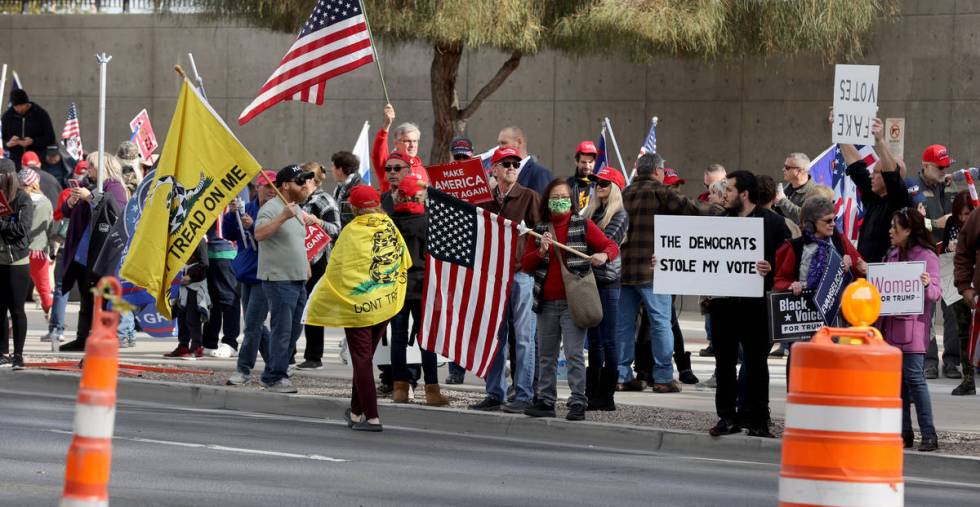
[[778, 279, 904, 506], [61, 277, 122, 507]]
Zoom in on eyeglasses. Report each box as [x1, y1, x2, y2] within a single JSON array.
[[385, 165, 409, 173], [496, 161, 520, 169], [596, 180, 613, 188]]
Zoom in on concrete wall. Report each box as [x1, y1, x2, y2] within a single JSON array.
[[2, 0, 979, 196]]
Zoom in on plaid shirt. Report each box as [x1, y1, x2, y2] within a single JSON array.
[[303, 189, 341, 263], [620, 175, 707, 285]]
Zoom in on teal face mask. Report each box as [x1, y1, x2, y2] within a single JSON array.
[[548, 197, 572, 214]]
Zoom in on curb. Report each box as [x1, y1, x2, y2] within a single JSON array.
[[4, 370, 979, 483]]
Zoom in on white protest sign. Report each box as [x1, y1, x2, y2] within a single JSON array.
[[653, 215, 764, 297], [885, 117, 905, 160], [373, 313, 421, 366], [868, 261, 926, 315], [833, 64, 879, 145], [939, 252, 962, 305]]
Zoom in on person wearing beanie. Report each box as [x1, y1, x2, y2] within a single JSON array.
[[43, 145, 74, 188], [2, 89, 56, 171], [386, 174, 449, 407], [23, 150, 63, 210], [0, 159, 35, 369], [18, 168, 54, 316]]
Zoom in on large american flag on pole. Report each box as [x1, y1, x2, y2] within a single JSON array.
[[61, 102, 83, 162], [420, 189, 519, 378], [238, 0, 375, 125], [810, 144, 879, 242]]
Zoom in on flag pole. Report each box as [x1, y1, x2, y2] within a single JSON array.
[[96, 53, 113, 193], [0, 64, 7, 109], [187, 53, 207, 100], [357, 0, 391, 104], [603, 117, 628, 184]]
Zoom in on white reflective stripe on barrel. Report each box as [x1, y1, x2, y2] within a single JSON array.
[[60, 498, 109, 507], [779, 477, 903, 507], [785, 403, 901, 434], [72, 404, 117, 439]]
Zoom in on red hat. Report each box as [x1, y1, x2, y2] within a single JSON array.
[[21, 151, 41, 168], [385, 151, 412, 166], [589, 167, 626, 190], [256, 169, 277, 187], [491, 147, 522, 166], [575, 141, 598, 157], [922, 144, 951, 168], [397, 174, 424, 198], [349, 185, 381, 209], [73, 160, 89, 177], [663, 168, 686, 186]]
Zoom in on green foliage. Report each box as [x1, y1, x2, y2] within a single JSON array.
[[192, 0, 897, 61]]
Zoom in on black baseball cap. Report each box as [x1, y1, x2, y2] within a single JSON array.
[[275, 164, 314, 187]]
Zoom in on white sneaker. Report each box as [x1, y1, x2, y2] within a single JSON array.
[[226, 372, 249, 386], [212, 343, 236, 358], [287, 364, 298, 378], [339, 339, 350, 365], [205, 348, 220, 357]]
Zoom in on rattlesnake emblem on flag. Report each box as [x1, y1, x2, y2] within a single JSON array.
[[152, 173, 215, 235]]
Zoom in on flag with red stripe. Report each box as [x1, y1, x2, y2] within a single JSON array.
[[61, 102, 83, 161], [420, 189, 519, 378], [238, 0, 376, 125]]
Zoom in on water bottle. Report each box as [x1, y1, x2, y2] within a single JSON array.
[[556, 351, 568, 381]]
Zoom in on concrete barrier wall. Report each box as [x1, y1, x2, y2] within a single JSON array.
[[1, 0, 978, 195]]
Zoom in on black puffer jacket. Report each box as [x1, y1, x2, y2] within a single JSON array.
[[389, 210, 427, 301], [1, 102, 56, 170], [0, 190, 35, 263]]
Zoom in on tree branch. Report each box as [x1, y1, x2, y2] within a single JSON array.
[[459, 51, 522, 120]]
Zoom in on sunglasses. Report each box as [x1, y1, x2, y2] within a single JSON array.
[[819, 217, 836, 225], [453, 154, 471, 161], [596, 180, 613, 188], [496, 161, 520, 169], [783, 165, 802, 171], [385, 165, 409, 173]]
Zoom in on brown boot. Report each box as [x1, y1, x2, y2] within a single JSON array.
[[424, 384, 449, 406], [392, 381, 411, 403]]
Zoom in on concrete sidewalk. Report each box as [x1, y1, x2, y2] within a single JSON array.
[[21, 302, 980, 434]]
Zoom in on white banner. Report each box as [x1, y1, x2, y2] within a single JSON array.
[[868, 261, 926, 315], [939, 252, 963, 305], [653, 215, 764, 297], [833, 64, 880, 145]]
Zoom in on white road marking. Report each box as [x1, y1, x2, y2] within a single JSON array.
[[48, 429, 348, 462]]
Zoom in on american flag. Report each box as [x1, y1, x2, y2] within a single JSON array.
[[238, 0, 376, 125], [61, 102, 83, 162], [639, 116, 657, 154], [420, 189, 519, 378], [810, 144, 879, 242]]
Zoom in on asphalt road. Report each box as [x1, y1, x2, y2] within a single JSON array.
[[0, 389, 977, 507]]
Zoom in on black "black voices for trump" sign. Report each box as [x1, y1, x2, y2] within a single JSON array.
[[767, 290, 825, 343]]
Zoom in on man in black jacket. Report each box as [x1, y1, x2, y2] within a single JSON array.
[[708, 170, 791, 439], [2, 89, 56, 170], [843, 118, 909, 263], [496, 126, 554, 196]]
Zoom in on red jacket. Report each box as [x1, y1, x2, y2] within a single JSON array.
[[521, 213, 619, 301], [773, 233, 862, 291], [371, 128, 429, 193]]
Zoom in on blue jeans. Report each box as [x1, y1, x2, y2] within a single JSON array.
[[616, 285, 674, 384], [237, 282, 271, 375], [484, 272, 536, 402], [587, 287, 619, 368], [902, 353, 937, 439], [260, 281, 305, 385], [448, 362, 467, 380], [118, 311, 135, 339], [49, 270, 68, 334]]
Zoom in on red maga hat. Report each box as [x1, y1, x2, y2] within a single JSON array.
[[589, 167, 626, 190], [349, 185, 381, 209], [922, 144, 951, 168]]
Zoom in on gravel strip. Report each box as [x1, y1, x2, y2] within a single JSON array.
[[24, 360, 980, 457]]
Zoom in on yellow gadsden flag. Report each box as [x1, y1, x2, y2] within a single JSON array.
[[303, 212, 411, 328], [121, 80, 261, 318]]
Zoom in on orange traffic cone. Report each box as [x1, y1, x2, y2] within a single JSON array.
[[61, 277, 122, 507]]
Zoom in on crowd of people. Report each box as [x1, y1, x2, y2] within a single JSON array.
[[1, 93, 974, 443]]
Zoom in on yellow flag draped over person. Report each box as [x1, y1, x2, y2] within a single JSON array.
[[121, 80, 262, 318], [303, 212, 411, 328]]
